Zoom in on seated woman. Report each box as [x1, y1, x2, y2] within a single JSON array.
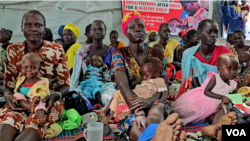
[[70, 20, 116, 108], [177, 19, 232, 98], [54, 25, 65, 45], [149, 23, 179, 63], [172, 29, 199, 71], [144, 30, 157, 47], [230, 29, 250, 79], [178, 30, 188, 46], [226, 33, 234, 48], [0, 28, 12, 103], [0, 28, 12, 81], [63, 23, 82, 74], [43, 28, 53, 42], [108, 30, 126, 49], [0, 10, 70, 141], [79, 24, 93, 46], [111, 10, 177, 141]]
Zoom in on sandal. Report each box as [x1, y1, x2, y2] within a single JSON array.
[[81, 112, 98, 128], [114, 131, 129, 141], [98, 114, 111, 136]]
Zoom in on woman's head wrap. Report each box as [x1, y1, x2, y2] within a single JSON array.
[[178, 30, 188, 39], [58, 25, 65, 37], [121, 10, 145, 36], [64, 23, 80, 39]]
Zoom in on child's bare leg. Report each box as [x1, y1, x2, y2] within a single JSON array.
[[34, 99, 46, 127], [94, 92, 103, 108], [145, 103, 165, 127], [36, 109, 46, 127], [93, 98, 113, 116], [107, 112, 115, 124]]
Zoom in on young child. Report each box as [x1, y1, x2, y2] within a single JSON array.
[[226, 33, 234, 48], [95, 57, 168, 122], [153, 44, 164, 52], [171, 53, 239, 125], [12, 53, 50, 127], [80, 55, 107, 107]]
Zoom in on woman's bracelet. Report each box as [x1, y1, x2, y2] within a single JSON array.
[[135, 114, 146, 117], [54, 92, 62, 101]]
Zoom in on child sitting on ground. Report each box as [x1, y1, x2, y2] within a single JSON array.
[[12, 53, 50, 127], [95, 57, 168, 123], [171, 53, 239, 125], [80, 55, 107, 107]]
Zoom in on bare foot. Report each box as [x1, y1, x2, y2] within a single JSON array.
[[201, 112, 237, 137], [151, 113, 186, 141], [213, 126, 222, 141], [37, 118, 46, 127]]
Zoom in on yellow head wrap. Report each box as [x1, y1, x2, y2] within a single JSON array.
[[148, 30, 157, 39], [64, 23, 80, 39]]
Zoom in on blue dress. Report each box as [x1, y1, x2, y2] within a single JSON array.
[[221, 2, 245, 33]]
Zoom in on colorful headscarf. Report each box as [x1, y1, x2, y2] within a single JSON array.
[[178, 30, 188, 39], [148, 30, 157, 38], [121, 10, 145, 36], [58, 25, 65, 37], [64, 23, 80, 39]]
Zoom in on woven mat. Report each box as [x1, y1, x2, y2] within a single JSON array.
[[181, 122, 209, 133], [41, 115, 120, 141]]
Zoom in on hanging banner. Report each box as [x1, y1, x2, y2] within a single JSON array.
[[122, 0, 211, 35]]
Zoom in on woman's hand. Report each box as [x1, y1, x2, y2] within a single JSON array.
[[222, 96, 231, 104], [135, 115, 146, 130], [130, 98, 152, 111], [43, 93, 60, 114], [98, 72, 110, 82], [135, 110, 146, 130], [83, 70, 91, 80], [4, 93, 25, 111]]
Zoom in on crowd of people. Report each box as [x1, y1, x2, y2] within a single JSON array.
[[0, 2, 249, 141]]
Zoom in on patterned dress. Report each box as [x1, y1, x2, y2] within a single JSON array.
[[111, 47, 169, 133], [230, 45, 250, 73], [0, 40, 70, 139], [221, 3, 245, 33], [0, 44, 6, 73], [172, 72, 237, 125]]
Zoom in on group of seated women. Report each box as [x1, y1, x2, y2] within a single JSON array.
[[0, 9, 249, 141]]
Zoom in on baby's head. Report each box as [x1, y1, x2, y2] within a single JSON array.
[[167, 18, 182, 28], [21, 53, 42, 78], [238, 51, 250, 63], [153, 44, 164, 52], [91, 55, 103, 68], [217, 53, 239, 80], [141, 57, 163, 81]]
